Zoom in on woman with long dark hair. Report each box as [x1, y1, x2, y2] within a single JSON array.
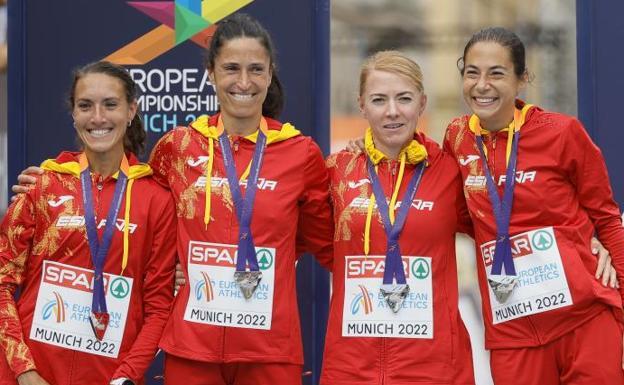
[[0, 61, 176, 385], [445, 27, 624, 384], [148, 13, 333, 385]]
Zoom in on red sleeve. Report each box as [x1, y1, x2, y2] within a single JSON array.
[[442, 125, 458, 160], [112, 190, 176, 381], [295, 139, 334, 270], [561, 118, 624, 298], [0, 189, 38, 377], [443, 127, 473, 237], [455, 174, 474, 237], [148, 131, 175, 189]]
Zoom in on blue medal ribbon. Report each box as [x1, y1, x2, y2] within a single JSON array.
[[366, 158, 425, 285], [80, 156, 128, 339], [476, 130, 520, 276], [219, 130, 267, 272]]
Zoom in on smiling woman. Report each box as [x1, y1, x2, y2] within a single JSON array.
[[0, 61, 176, 385], [71, 73, 137, 172], [207, 37, 272, 132], [70, 63, 146, 161], [358, 61, 427, 159], [321, 51, 475, 385], [148, 13, 333, 385], [445, 27, 624, 385]]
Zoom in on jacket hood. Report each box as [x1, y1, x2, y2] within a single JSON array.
[[190, 114, 301, 145], [40, 151, 152, 179]]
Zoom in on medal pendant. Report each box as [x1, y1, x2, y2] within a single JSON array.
[[380, 284, 410, 313], [488, 275, 518, 303], [89, 311, 110, 340], [234, 271, 263, 300]]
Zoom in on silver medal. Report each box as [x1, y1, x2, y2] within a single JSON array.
[[488, 275, 518, 303], [379, 284, 410, 313], [234, 271, 263, 300]]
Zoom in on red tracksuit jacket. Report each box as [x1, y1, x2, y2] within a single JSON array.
[[321, 133, 475, 385], [0, 152, 176, 384], [444, 101, 624, 349], [153, 114, 333, 365]]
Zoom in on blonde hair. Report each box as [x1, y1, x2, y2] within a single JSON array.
[[359, 50, 425, 96]]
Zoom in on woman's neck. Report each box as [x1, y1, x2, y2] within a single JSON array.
[[374, 138, 408, 161], [84, 147, 124, 178], [221, 113, 261, 137], [480, 108, 515, 132]]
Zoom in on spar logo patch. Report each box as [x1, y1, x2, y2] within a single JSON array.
[[532, 231, 554, 251], [188, 241, 275, 270], [411, 258, 430, 280], [109, 278, 131, 299], [256, 249, 274, 270]]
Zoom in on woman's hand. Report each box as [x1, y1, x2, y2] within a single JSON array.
[[592, 237, 618, 288], [174, 263, 186, 293], [345, 138, 364, 154], [17, 371, 51, 385], [11, 166, 43, 202]]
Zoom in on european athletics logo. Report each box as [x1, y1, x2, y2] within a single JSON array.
[[42, 291, 66, 323], [105, 0, 255, 65], [195, 271, 215, 302], [350, 285, 374, 315]]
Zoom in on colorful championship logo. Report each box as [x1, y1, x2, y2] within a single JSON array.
[[105, 0, 255, 65], [350, 285, 374, 315], [42, 291, 66, 323], [195, 271, 215, 302]]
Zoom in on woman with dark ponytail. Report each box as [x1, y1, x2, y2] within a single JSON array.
[[69, 61, 147, 157], [148, 13, 333, 385], [444, 27, 624, 384], [0, 60, 176, 385]]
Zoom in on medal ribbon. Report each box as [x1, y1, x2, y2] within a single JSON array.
[[80, 154, 128, 317], [475, 114, 522, 276], [219, 125, 267, 273], [366, 158, 425, 285]]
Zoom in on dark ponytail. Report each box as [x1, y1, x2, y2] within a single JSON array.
[[206, 13, 284, 119], [263, 74, 283, 119], [69, 61, 146, 156]]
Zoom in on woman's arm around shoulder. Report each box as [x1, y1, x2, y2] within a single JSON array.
[[110, 186, 176, 382], [295, 138, 334, 271], [559, 116, 624, 295], [0, 181, 41, 378]]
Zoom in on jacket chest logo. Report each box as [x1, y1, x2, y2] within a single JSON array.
[[348, 197, 434, 212], [48, 195, 74, 208], [458, 155, 480, 166], [348, 179, 370, 189], [55, 216, 138, 234], [187, 156, 210, 168], [464, 170, 537, 187]]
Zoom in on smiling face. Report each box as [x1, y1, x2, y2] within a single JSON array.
[[360, 70, 427, 158], [72, 73, 136, 158], [462, 41, 527, 131], [208, 37, 272, 123]]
